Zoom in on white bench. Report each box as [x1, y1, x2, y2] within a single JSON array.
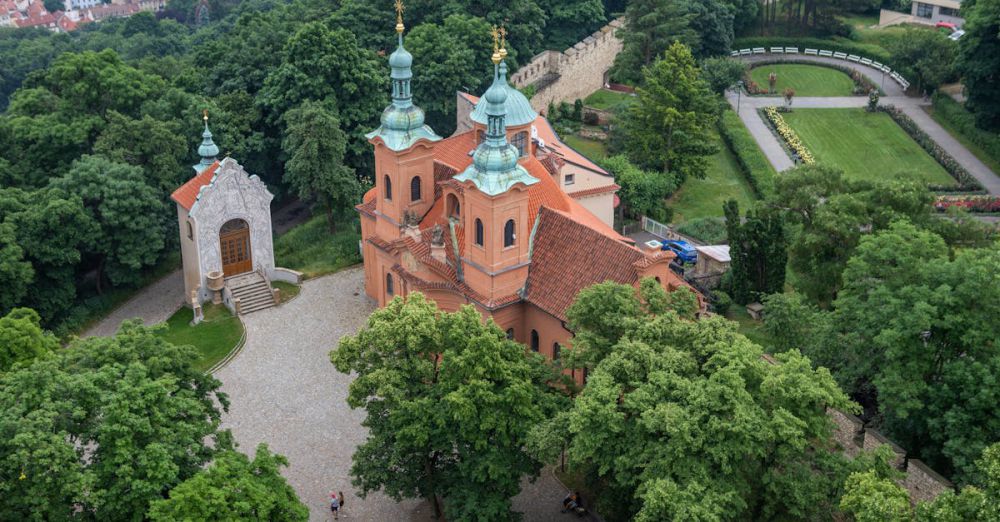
[[805, 48, 818, 55], [833, 51, 847, 59], [860, 57, 872, 65], [819, 50, 833, 57], [753, 47, 766, 54], [771, 46, 784, 53], [880, 65, 891, 73], [731, 50, 739, 57], [785, 47, 799, 53], [847, 54, 860, 62], [740, 48, 752, 55]]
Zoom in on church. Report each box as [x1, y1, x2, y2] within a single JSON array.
[[358, 19, 696, 377]]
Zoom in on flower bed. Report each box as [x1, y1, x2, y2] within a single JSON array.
[[762, 106, 815, 164], [877, 105, 984, 192], [934, 195, 1000, 213]]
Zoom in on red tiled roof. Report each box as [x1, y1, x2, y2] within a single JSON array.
[[567, 183, 620, 199], [434, 130, 476, 171], [170, 161, 221, 211], [524, 207, 653, 321]]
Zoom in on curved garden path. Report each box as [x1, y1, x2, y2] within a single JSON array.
[[730, 54, 1000, 195], [217, 266, 574, 521]]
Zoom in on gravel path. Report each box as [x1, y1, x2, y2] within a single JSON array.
[[727, 54, 1000, 195], [217, 267, 575, 521]]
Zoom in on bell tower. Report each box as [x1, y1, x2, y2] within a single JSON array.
[[366, 0, 441, 240], [453, 29, 538, 301]]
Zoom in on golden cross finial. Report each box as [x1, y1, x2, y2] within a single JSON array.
[[394, 0, 405, 33], [202, 109, 209, 122], [499, 25, 508, 59], [490, 25, 502, 64]]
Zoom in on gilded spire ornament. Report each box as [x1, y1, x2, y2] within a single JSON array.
[[394, 0, 405, 33], [499, 25, 508, 60], [490, 25, 502, 64]]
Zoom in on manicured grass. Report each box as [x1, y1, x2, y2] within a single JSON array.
[[582, 89, 635, 111], [726, 306, 775, 350], [923, 102, 1000, 175], [158, 303, 243, 373], [749, 64, 855, 97], [781, 108, 956, 186], [668, 129, 756, 223], [562, 134, 609, 161], [272, 280, 301, 304], [274, 213, 361, 279]]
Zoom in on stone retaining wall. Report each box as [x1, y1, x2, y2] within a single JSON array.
[[510, 17, 625, 113]]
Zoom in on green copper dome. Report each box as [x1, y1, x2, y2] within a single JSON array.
[[471, 72, 537, 127], [454, 61, 538, 196], [194, 115, 219, 173], [366, 32, 441, 151]]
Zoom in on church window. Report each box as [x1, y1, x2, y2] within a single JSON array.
[[411, 176, 422, 202], [552, 342, 561, 362], [384, 175, 392, 200], [530, 330, 539, 352], [503, 219, 516, 247], [512, 131, 528, 157], [447, 193, 461, 219], [506, 328, 514, 340], [386, 273, 394, 296], [475, 218, 484, 246]]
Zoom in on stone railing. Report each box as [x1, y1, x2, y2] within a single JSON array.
[[730, 46, 910, 91]]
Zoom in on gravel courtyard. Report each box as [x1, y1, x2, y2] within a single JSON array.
[[216, 266, 573, 521]]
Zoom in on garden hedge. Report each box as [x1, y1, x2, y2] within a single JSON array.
[[931, 93, 1000, 169], [717, 109, 777, 197]]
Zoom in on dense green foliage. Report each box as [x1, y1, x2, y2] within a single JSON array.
[[724, 200, 786, 304], [273, 213, 361, 278], [331, 293, 570, 520], [956, 0, 1000, 130], [600, 155, 676, 222], [884, 28, 956, 94], [929, 93, 1000, 173], [543, 279, 897, 521], [622, 42, 719, 182], [0, 307, 57, 372], [700, 56, 746, 94]]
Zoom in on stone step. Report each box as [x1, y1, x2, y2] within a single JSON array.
[[233, 286, 272, 299], [238, 294, 276, 308]]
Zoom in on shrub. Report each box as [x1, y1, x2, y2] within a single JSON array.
[[932, 93, 1000, 168], [877, 105, 984, 192], [710, 290, 733, 315], [717, 109, 777, 197], [675, 217, 727, 244]]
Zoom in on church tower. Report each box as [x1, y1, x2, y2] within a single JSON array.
[[453, 35, 538, 301], [366, 1, 441, 240], [194, 110, 219, 174]]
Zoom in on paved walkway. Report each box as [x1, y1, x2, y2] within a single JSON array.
[[730, 55, 1000, 195], [217, 267, 575, 521], [82, 200, 311, 338]]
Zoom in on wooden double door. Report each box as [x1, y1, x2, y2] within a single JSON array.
[[220, 219, 252, 277]]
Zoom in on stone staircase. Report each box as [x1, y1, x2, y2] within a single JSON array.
[[226, 272, 276, 315]]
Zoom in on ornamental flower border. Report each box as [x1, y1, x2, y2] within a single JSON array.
[[877, 105, 984, 193], [762, 106, 815, 165], [934, 195, 1000, 213]]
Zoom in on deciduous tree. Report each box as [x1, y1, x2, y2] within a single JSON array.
[[599, 155, 677, 222], [956, 0, 1000, 130], [0, 308, 56, 372], [724, 199, 787, 304]]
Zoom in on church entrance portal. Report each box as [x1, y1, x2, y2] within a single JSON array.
[[220, 219, 252, 276]]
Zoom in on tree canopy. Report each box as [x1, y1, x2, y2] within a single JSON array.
[[956, 0, 1000, 130]]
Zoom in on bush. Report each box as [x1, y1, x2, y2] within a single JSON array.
[[717, 109, 777, 197], [675, 217, 727, 244], [710, 290, 733, 315], [932, 92, 1000, 168], [877, 105, 984, 192]]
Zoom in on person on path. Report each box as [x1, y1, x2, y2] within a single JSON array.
[[329, 491, 340, 520], [338, 491, 346, 517]]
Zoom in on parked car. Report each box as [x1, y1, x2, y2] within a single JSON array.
[[660, 240, 698, 264], [948, 30, 965, 41], [935, 21, 957, 30]]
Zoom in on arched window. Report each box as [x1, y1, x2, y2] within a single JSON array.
[[512, 131, 528, 157], [446, 193, 461, 219], [530, 330, 539, 352], [410, 176, 421, 202], [386, 273, 394, 296], [506, 328, 514, 340], [384, 175, 392, 200], [503, 219, 516, 247], [552, 342, 561, 362], [474, 218, 484, 246]]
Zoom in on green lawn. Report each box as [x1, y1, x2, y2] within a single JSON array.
[[782, 109, 956, 186], [158, 303, 243, 372], [668, 129, 756, 223], [726, 306, 774, 350], [583, 89, 635, 111], [274, 213, 362, 278], [562, 134, 609, 161], [749, 64, 855, 97], [272, 280, 301, 304]]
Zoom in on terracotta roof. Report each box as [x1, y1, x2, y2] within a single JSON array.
[[567, 183, 620, 199], [524, 207, 655, 321], [434, 130, 476, 171], [170, 161, 221, 211]]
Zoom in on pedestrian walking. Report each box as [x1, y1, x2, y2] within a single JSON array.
[[338, 491, 346, 518], [329, 491, 340, 520]]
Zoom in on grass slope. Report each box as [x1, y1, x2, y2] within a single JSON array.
[[158, 303, 243, 373], [583, 89, 635, 111], [923, 103, 1000, 175], [669, 129, 756, 223], [749, 64, 855, 97], [274, 213, 362, 279], [562, 134, 609, 161], [782, 108, 955, 186]]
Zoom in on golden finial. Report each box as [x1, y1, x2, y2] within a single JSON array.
[[394, 0, 405, 33], [202, 109, 209, 122], [498, 25, 508, 59], [490, 25, 502, 64]]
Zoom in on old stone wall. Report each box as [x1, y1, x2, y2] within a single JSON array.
[[510, 18, 625, 113]]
